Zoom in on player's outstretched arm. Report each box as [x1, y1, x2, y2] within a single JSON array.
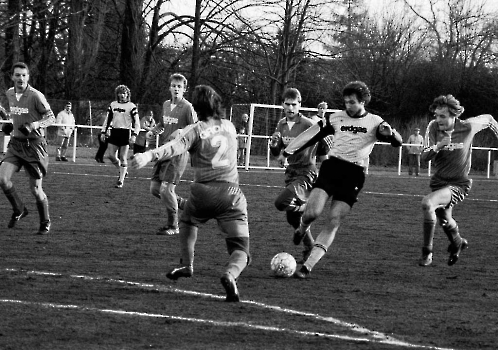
[[131, 151, 153, 169], [283, 119, 334, 157], [376, 122, 402, 147]]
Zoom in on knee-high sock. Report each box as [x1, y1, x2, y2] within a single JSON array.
[[304, 242, 327, 271], [423, 219, 436, 251], [36, 197, 50, 224], [180, 224, 197, 267], [118, 164, 127, 182], [442, 223, 462, 246], [225, 250, 248, 280], [3, 186, 24, 214]]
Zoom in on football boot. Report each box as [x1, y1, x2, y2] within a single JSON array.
[[37, 221, 51, 235], [166, 265, 193, 280], [220, 272, 240, 302], [447, 238, 468, 266], [8, 207, 29, 228], [418, 247, 433, 267], [293, 265, 311, 279]]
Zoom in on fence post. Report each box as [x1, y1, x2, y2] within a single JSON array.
[[72, 128, 77, 162]]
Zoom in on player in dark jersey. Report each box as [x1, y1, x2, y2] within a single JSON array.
[[146, 74, 197, 235], [270, 88, 317, 263], [284, 81, 402, 279], [101, 85, 140, 188], [0, 62, 55, 235], [131, 85, 250, 302], [418, 94, 498, 267]]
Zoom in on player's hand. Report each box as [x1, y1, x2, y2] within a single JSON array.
[[378, 122, 393, 136], [277, 154, 287, 168], [129, 135, 136, 144], [270, 132, 280, 146], [437, 136, 451, 150], [100, 133, 107, 143], [131, 151, 153, 169], [18, 122, 37, 136], [146, 131, 154, 139], [1, 123, 13, 135]]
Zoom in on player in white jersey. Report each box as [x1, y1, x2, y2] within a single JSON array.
[[283, 81, 402, 279], [0, 62, 56, 235], [101, 85, 140, 188], [131, 85, 250, 302], [418, 94, 498, 267]]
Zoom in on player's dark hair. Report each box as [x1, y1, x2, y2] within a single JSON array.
[[11, 62, 29, 75], [282, 88, 301, 103], [343, 81, 371, 105], [192, 85, 224, 121], [429, 94, 464, 117]]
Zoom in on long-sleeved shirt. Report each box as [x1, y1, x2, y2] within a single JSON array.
[[6, 85, 55, 139], [422, 114, 498, 183], [150, 118, 239, 184], [101, 101, 140, 136]]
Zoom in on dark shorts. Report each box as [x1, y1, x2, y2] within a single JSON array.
[[313, 156, 365, 207], [284, 166, 317, 203], [1, 137, 49, 179], [108, 128, 130, 147], [151, 152, 189, 184], [181, 182, 250, 238]]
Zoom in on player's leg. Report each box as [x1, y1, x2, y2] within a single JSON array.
[[60, 137, 69, 161], [166, 222, 198, 280], [408, 154, 413, 175], [0, 160, 28, 228], [295, 199, 351, 278], [149, 179, 161, 199], [419, 187, 452, 266], [435, 185, 469, 265], [415, 154, 421, 176], [29, 176, 50, 235], [157, 181, 179, 235], [218, 187, 250, 302], [116, 144, 129, 187], [107, 143, 120, 168], [293, 187, 328, 245]]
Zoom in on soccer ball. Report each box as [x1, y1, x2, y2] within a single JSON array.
[[270, 252, 297, 278]]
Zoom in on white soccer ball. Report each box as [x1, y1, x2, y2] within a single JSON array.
[[270, 252, 297, 278]]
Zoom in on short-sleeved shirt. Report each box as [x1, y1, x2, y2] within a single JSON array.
[[158, 98, 197, 146], [270, 114, 316, 170], [326, 111, 385, 168], [6, 85, 52, 139], [101, 101, 140, 136]]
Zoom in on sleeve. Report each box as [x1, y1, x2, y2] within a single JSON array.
[[283, 119, 335, 157], [269, 125, 283, 157], [150, 124, 196, 161], [102, 106, 113, 132], [469, 114, 498, 138], [131, 107, 140, 136], [421, 122, 438, 162], [375, 122, 402, 147]]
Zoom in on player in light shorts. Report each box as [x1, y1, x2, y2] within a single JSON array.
[[418, 94, 498, 267], [132, 85, 250, 302]]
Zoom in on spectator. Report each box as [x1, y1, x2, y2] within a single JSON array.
[[134, 110, 156, 154], [237, 113, 249, 166], [407, 127, 424, 176], [55, 102, 75, 162]]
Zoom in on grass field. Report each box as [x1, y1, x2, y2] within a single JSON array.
[[1, 148, 497, 350]]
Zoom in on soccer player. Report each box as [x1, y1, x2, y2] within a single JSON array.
[[418, 94, 498, 267], [270, 88, 317, 263], [0, 62, 56, 235], [285, 81, 402, 279], [131, 85, 250, 303], [101, 85, 140, 188], [55, 102, 75, 161], [146, 74, 197, 235]]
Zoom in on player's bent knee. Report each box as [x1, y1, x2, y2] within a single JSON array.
[[226, 237, 251, 265]]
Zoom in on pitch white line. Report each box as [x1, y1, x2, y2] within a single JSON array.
[[2, 268, 455, 350], [51, 170, 498, 203]]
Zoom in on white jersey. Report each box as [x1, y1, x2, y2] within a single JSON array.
[[326, 111, 384, 167]]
